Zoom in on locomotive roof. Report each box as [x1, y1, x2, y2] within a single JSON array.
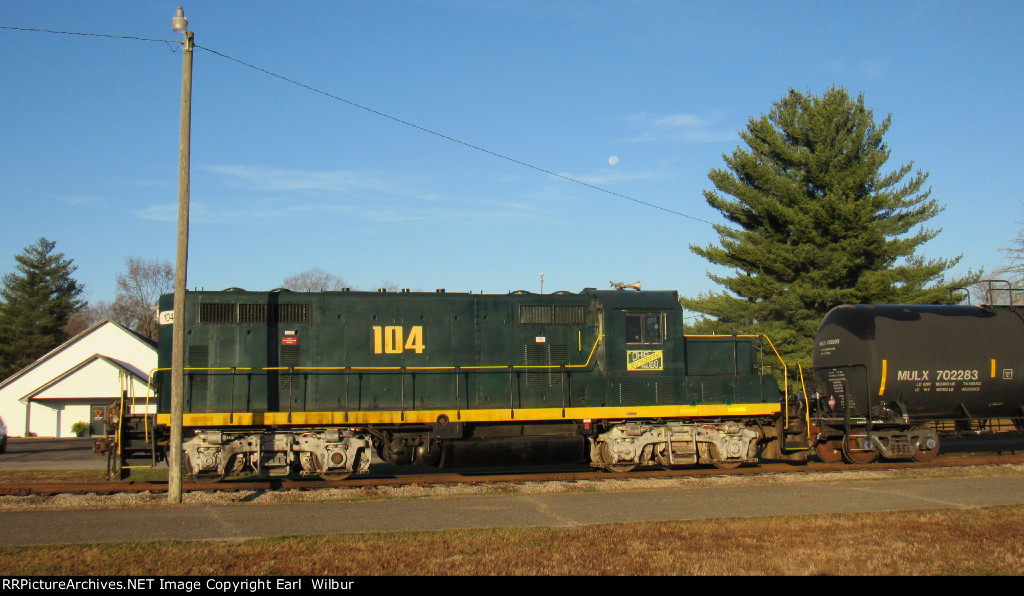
[[160, 288, 682, 309]]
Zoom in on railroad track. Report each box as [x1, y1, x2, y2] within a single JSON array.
[[3, 453, 1023, 497]]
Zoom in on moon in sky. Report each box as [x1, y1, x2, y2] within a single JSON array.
[[608, 155, 619, 165]]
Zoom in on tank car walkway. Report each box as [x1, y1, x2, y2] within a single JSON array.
[[4, 473, 1024, 546]]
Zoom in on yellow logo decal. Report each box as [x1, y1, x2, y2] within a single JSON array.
[[627, 350, 663, 371]]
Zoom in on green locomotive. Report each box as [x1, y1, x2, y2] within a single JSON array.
[[109, 287, 807, 479]]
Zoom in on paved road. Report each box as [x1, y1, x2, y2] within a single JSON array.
[[0, 437, 105, 470], [3, 437, 1024, 546], [3, 471, 1024, 546]]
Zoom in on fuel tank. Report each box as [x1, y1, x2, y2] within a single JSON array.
[[812, 304, 1024, 421], [439, 435, 588, 468]]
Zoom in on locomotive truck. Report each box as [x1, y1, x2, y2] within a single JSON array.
[[102, 286, 809, 479]]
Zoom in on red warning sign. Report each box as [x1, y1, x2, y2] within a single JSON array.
[[281, 336, 298, 346]]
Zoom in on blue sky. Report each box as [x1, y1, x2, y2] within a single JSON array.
[[2, 1, 1021, 306]]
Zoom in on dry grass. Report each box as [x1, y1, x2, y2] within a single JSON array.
[[0, 469, 168, 483], [0, 470, 106, 483], [2, 505, 1023, 575]]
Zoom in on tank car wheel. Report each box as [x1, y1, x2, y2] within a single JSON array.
[[911, 430, 940, 463], [842, 435, 878, 464], [814, 439, 843, 463]]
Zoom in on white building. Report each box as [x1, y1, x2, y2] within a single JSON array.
[[0, 320, 157, 438]]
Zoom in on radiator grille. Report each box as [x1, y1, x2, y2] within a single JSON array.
[[200, 303, 235, 323], [519, 305, 585, 325], [199, 303, 309, 324], [239, 303, 268, 323]]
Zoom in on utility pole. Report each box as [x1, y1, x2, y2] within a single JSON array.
[[169, 6, 193, 505]]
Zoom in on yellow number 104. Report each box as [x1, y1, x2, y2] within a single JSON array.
[[372, 326, 426, 354]]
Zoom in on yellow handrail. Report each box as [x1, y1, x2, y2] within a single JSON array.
[[685, 333, 810, 448], [119, 368, 156, 470]]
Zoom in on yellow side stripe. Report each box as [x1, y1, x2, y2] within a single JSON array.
[[157, 403, 782, 427]]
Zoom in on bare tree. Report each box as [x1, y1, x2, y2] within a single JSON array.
[[64, 300, 115, 337], [111, 257, 174, 340], [970, 215, 1024, 305], [281, 268, 349, 292], [998, 223, 1024, 285]]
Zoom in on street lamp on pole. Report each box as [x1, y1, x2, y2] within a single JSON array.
[[169, 5, 193, 505]]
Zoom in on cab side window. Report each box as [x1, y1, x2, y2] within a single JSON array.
[[625, 313, 665, 344]]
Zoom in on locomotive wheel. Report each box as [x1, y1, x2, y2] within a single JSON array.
[[712, 461, 742, 470], [604, 463, 638, 473], [814, 440, 843, 463], [180, 452, 223, 481], [911, 429, 940, 463], [320, 448, 364, 480], [842, 435, 878, 464], [598, 442, 636, 473]]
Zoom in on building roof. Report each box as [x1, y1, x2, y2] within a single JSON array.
[[18, 353, 152, 402], [0, 318, 156, 392]]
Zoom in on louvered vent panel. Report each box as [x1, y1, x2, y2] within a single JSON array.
[[239, 304, 268, 323], [520, 306, 552, 324], [200, 303, 235, 323], [553, 306, 585, 324], [549, 344, 568, 387], [700, 383, 718, 404], [279, 344, 302, 390], [656, 383, 676, 404], [276, 304, 309, 323], [525, 344, 547, 387], [187, 345, 209, 390], [520, 305, 585, 325]]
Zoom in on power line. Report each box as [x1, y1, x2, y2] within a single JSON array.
[[197, 44, 715, 226], [2, 24, 715, 226], [0, 25, 178, 48]]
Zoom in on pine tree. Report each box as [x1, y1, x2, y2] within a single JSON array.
[[683, 88, 977, 365], [0, 238, 86, 379]]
